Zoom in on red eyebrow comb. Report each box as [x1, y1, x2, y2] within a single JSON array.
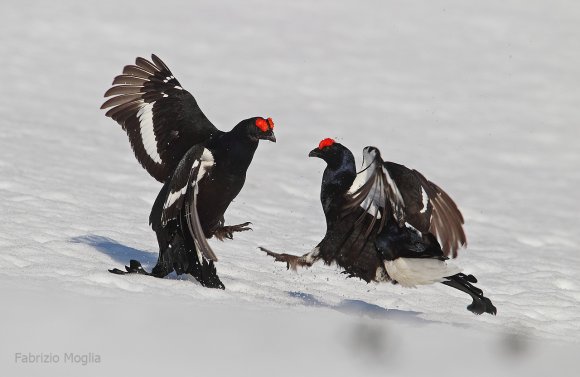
[[255, 118, 269, 132], [256, 117, 274, 132], [318, 138, 335, 149]]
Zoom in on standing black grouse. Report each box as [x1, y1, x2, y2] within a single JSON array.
[[263, 138, 496, 315], [101, 54, 276, 289]]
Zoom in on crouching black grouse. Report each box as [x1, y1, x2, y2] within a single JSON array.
[[263, 138, 496, 315], [101, 54, 276, 289]]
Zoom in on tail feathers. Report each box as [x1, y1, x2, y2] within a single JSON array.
[[188, 257, 225, 289], [153, 229, 225, 289], [152, 231, 191, 276], [442, 274, 496, 315]]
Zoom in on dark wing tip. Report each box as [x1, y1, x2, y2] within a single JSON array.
[[103, 85, 144, 98], [431, 188, 467, 258], [135, 56, 159, 73], [100, 93, 142, 110], [410, 170, 467, 258], [151, 54, 171, 72], [122, 65, 153, 79]]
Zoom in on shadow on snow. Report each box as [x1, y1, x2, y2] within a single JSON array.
[[70, 234, 157, 269], [71, 235, 452, 326], [288, 291, 432, 324]]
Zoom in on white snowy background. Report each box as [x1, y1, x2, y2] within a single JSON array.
[[1, 0, 579, 376]]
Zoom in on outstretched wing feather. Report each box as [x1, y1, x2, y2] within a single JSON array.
[[102, 54, 220, 182], [112, 75, 149, 86], [342, 152, 406, 257], [414, 173, 466, 258], [344, 148, 467, 259], [135, 57, 159, 73]]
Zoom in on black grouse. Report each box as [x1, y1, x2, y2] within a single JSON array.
[[263, 138, 496, 315], [101, 54, 276, 289]]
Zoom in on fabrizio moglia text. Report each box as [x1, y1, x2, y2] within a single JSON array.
[[15, 352, 101, 366]]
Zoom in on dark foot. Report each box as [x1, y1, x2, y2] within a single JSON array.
[[214, 222, 252, 241], [442, 274, 497, 316], [467, 296, 497, 316], [260, 247, 304, 271], [109, 260, 152, 275], [457, 272, 478, 283]]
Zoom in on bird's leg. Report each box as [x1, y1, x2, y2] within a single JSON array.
[[260, 246, 320, 271], [109, 260, 153, 276], [214, 222, 252, 241], [442, 274, 497, 315]]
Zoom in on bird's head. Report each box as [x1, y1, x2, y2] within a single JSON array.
[[243, 117, 277, 143], [309, 138, 351, 168]]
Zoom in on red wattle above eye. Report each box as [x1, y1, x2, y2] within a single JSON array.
[[318, 138, 335, 150], [255, 118, 269, 132]]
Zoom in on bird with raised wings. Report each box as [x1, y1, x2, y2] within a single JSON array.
[[101, 55, 276, 289], [262, 138, 496, 314]]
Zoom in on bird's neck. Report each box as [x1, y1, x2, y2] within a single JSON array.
[[320, 153, 356, 220], [211, 126, 259, 174]]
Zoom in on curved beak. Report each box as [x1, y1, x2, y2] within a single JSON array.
[[264, 132, 276, 143], [308, 148, 321, 158]]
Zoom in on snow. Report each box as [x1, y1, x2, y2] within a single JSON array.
[[1, 0, 579, 375]]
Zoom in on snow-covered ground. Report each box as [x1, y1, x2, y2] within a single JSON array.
[[1, 0, 579, 375]]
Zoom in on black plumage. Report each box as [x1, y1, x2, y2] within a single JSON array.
[[102, 54, 276, 288], [263, 139, 496, 315]]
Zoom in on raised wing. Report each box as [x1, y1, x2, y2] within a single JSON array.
[[157, 145, 218, 262], [343, 147, 406, 236], [101, 54, 220, 182], [396, 167, 467, 258], [344, 147, 466, 258]]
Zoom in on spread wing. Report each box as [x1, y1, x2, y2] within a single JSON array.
[[101, 54, 220, 182], [344, 147, 466, 258], [343, 147, 406, 235], [383, 162, 466, 257], [157, 145, 218, 262]]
